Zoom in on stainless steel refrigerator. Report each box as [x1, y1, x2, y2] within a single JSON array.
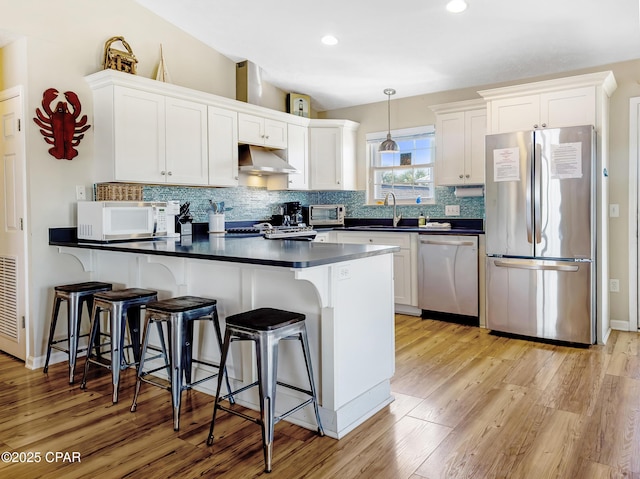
[[485, 125, 595, 344]]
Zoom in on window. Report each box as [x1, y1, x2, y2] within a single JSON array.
[[367, 126, 435, 205]]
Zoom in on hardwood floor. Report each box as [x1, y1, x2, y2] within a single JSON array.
[[1, 314, 640, 478]]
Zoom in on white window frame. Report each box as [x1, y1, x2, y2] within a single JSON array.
[[366, 125, 436, 205]]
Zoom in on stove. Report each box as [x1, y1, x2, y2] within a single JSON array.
[[226, 224, 317, 240]]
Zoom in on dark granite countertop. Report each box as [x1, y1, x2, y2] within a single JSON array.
[[338, 217, 484, 235], [49, 229, 399, 269]]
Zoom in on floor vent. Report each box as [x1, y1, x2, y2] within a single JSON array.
[[0, 256, 18, 340]]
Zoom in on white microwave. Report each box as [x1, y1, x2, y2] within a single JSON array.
[[308, 204, 345, 226], [77, 201, 168, 242]]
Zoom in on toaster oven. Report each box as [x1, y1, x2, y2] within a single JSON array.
[[308, 204, 345, 226]]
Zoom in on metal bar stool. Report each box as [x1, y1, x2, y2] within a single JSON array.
[[80, 288, 158, 403], [43, 281, 112, 384], [130, 295, 234, 431], [206, 307, 324, 473]]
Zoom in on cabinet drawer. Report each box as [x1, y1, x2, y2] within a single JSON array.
[[335, 231, 412, 249]]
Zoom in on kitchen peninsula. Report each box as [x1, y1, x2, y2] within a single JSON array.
[[49, 232, 399, 439]]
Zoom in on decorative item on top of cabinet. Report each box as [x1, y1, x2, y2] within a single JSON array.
[[430, 99, 486, 186], [287, 93, 311, 118], [155, 44, 171, 83], [33, 88, 91, 160], [103, 36, 138, 75]]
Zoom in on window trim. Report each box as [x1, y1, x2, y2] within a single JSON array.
[[366, 125, 436, 206]]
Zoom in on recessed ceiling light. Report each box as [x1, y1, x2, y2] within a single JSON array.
[[321, 35, 338, 46], [446, 0, 467, 13]]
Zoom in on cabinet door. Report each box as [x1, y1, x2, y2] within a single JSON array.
[[208, 106, 238, 187], [113, 87, 166, 183], [435, 111, 465, 186], [465, 109, 487, 184], [238, 113, 264, 145], [489, 94, 540, 133], [310, 127, 342, 190], [540, 87, 596, 129], [165, 97, 208, 185], [263, 119, 287, 148], [285, 123, 308, 189]]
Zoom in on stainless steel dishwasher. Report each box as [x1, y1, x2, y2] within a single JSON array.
[[418, 234, 479, 318]]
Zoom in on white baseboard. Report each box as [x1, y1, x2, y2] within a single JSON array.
[[610, 319, 632, 332]]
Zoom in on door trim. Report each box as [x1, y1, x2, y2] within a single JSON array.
[[629, 97, 640, 331]]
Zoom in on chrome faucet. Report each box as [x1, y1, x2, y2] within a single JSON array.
[[383, 192, 402, 227]]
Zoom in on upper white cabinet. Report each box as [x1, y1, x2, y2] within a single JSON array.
[[479, 72, 616, 134], [208, 106, 239, 187], [107, 87, 208, 185], [430, 99, 486, 186], [309, 119, 359, 190], [238, 113, 287, 149], [284, 123, 309, 189]]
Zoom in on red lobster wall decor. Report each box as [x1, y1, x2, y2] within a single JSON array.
[[33, 88, 91, 160]]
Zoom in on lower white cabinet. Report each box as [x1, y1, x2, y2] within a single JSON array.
[[334, 231, 416, 306]]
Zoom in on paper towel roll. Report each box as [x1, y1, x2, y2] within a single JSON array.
[[454, 186, 484, 197]]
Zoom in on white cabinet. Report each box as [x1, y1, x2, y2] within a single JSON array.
[[334, 231, 416, 306], [164, 97, 208, 185], [208, 106, 238, 187], [238, 113, 287, 149], [309, 119, 359, 190], [93, 85, 208, 185], [431, 99, 486, 186], [479, 76, 611, 134], [267, 123, 309, 190]]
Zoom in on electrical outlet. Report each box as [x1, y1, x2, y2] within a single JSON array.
[[75, 185, 86, 201], [445, 205, 460, 216], [609, 279, 620, 293], [338, 265, 351, 280], [609, 204, 619, 217]]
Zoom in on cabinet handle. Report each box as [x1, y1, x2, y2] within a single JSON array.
[[459, 174, 464, 179], [465, 174, 470, 178], [533, 124, 539, 129], [167, 171, 172, 176], [161, 171, 166, 175], [541, 123, 547, 128], [337, 180, 341, 185]]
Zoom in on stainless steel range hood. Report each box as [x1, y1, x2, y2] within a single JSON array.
[[238, 145, 297, 175]]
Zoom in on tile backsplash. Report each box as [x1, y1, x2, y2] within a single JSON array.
[[144, 185, 485, 222]]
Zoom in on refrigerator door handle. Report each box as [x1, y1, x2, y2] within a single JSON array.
[[534, 142, 542, 244], [493, 260, 579, 272], [526, 142, 533, 244]]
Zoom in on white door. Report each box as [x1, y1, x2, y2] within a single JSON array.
[[0, 89, 27, 360]]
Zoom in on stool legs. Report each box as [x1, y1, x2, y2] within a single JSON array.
[[256, 334, 279, 473], [299, 326, 324, 437], [43, 296, 63, 375], [206, 328, 232, 445]]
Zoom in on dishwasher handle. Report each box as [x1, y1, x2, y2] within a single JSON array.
[[420, 238, 476, 247]]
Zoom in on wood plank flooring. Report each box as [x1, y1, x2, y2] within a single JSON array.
[[1, 314, 640, 478]]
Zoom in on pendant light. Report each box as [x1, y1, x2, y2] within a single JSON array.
[[379, 88, 399, 153]]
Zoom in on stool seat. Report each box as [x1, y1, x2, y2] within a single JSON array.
[[44, 281, 113, 384], [144, 296, 217, 313], [226, 307, 305, 331], [54, 281, 113, 293], [130, 295, 232, 431], [93, 288, 158, 302], [207, 307, 324, 473], [81, 288, 158, 403]]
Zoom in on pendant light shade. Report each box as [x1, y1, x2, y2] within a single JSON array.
[[379, 88, 398, 153]]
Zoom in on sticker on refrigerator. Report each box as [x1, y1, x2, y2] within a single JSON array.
[[493, 147, 520, 182], [550, 142, 582, 179]]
